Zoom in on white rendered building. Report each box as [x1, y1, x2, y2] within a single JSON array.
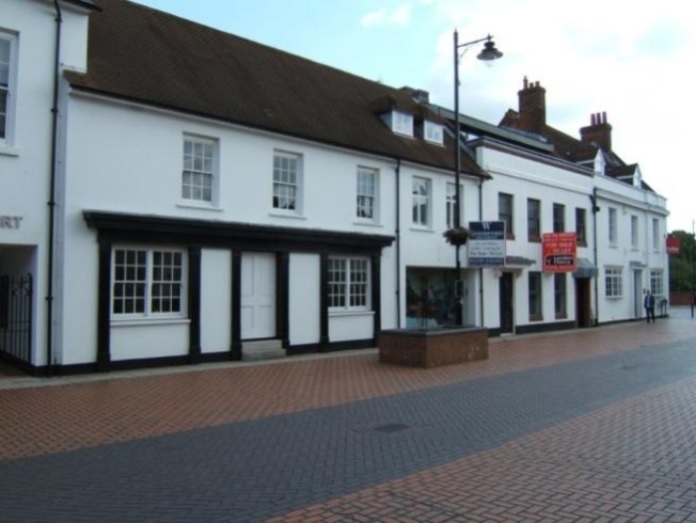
[[0, 1, 668, 375]]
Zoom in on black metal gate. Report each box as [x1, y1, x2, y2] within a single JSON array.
[[0, 274, 33, 364]]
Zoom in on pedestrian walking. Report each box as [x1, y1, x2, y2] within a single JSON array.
[[644, 289, 656, 323]]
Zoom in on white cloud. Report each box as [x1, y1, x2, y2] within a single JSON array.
[[360, 4, 413, 27], [418, 0, 696, 230]]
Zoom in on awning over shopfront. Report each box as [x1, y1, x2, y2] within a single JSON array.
[[573, 257, 598, 278]]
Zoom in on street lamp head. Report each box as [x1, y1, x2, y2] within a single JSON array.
[[477, 38, 503, 61]]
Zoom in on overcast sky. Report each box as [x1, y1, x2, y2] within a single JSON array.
[[132, 0, 695, 233]]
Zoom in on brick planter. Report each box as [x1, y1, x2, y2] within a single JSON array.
[[378, 327, 489, 368]]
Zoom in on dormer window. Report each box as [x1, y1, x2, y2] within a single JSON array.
[[424, 121, 444, 145], [392, 111, 413, 137], [633, 167, 642, 188], [594, 151, 605, 175]]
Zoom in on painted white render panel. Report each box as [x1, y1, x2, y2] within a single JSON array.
[[399, 164, 481, 269], [329, 312, 374, 342], [1, 0, 92, 368], [200, 249, 231, 353], [111, 321, 189, 361], [288, 253, 320, 346], [475, 146, 596, 330], [59, 224, 99, 365], [64, 95, 398, 236]]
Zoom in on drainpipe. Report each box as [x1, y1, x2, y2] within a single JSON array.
[[478, 176, 484, 328], [394, 159, 402, 328], [591, 188, 600, 326], [46, 0, 63, 375]]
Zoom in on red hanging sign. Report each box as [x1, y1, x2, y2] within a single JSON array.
[[542, 232, 577, 272]]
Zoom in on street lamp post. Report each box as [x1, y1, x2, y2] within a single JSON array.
[[452, 31, 503, 324]]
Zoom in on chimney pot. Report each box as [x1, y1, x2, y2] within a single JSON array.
[[580, 111, 613, 152], [516, 77, 546, 133]]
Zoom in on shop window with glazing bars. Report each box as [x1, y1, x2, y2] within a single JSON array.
[[112, 248, 186, 319], [328, 257, 370, 311]]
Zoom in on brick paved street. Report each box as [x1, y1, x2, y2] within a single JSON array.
[[1, 311, 696, 522]]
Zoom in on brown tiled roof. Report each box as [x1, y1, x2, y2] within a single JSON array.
[[65, 0, 485, 177], [500, 110, 597, 162], [500, 108, 654, 192]]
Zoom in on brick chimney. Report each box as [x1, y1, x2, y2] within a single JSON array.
[[580, 112, 612, 152], [517, 77, 546, 133]]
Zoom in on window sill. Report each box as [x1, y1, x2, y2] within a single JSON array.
[[353, 219, 382, 228], [177, 202, 223, 212], [269, 210, 306, 220], [0, 143, 20, 157], [329, 309, 375, 317], [410, 225, 433, 233], [606, 296, 622, 300], [111, 317, 191, 327]]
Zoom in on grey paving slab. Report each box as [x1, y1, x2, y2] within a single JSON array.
[[1, 335, 696, 522]]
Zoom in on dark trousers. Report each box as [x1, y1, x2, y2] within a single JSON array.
[[646, 307, 655, 322]]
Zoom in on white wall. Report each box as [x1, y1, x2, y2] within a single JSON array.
[[477, 144, 595, 331], [111, 322, 189, 361], [594, 174, 669, 323], [201, 248, 231, 353], [58, 93, 401, 363], [63, 95, 399, 236], [330, 312, 374, 342], [0, 0, 92, 366], [288, 253, 320, 346]]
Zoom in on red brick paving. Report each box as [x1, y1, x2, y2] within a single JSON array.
[[1, 318, 695, 462], [265, 374, 696, 522]]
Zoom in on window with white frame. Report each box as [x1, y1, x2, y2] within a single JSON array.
[[393, 111, 413, 137], [0, 32, 17, 143], [327, 257, 370, 311], [424, 121, 444, 145], [528, 271, 542, 321], [527, 198, 541, 242], [412, 176, 431, 227], [112, 248, 187, 319], [182, 136, 215, 202], [499, 192, 514, 237], [356, 167, 378, 220], [273, 152, 302, 212], [554, 273, 567, 319], [650, 269, 664, 296], [652, 218, 660, 250], [631, 215, 639, 249], [446, 183, 463, 228], [605, 267, 622, 298], [553, 203, 565, 233], [576, 208, 587, 246], [608, 207, 618, 245]]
